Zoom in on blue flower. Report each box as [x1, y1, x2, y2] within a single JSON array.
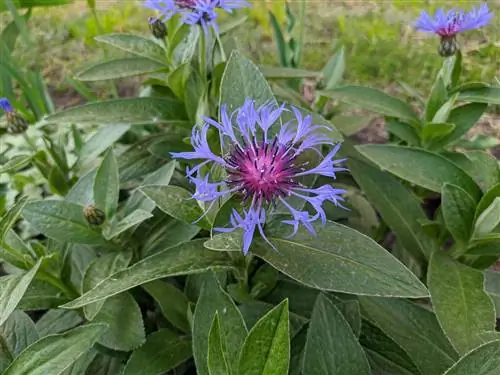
[[414, 4, 492, 37], [0, 97, 28, 134], [143, 0, 250, 33], [171, 98, 347, 255], [0, 98, 13, 112]]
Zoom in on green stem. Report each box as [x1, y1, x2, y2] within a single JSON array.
[[198, 26, 207, 81], [215, 32, 227, 62], [38, 270, 79, 300]]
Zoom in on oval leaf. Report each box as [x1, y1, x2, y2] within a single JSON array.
[[76, 58, 166, 81], [443, 340, 500, 375], [95, 33, 166, 64], [441, 184, 477, 245], [94, 148, 119, 218]]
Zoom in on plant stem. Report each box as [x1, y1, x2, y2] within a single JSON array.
[[198, 27, 207, 81], [38, 270, 79, 300]]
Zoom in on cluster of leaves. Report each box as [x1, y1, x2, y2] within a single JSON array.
[[1, 3, 500, 375]]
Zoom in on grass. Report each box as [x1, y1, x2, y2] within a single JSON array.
[[1, 0, 500, 104]]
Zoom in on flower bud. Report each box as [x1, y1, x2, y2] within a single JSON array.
[[83, 205, 106, 226], [1, 98, 28, 134], [439, 36, 459, 57], [148, 17, 167, 39]]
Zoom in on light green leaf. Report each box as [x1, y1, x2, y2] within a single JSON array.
[[360, 297, 458, 375], [43, 98, 188, 126], [425, 76, 447, 122], [123, 329, 192, 375], [385, 119, 420, 145], [18, 280, 69, 311], [95, 33, 166, 64], [35, 310, 82, 337], [22, 200, 107, 245], [76, 58, 166, 81], [0, 196, 28, 243], [3, 324, 107, 375], [61, 240, 233, 309], [348, 158, 433, 262], [356, 145, 481, 200], [302, 294, 370, 375], [0, 259, 41, 326], [0, 154, 32, 174], [441, 184, 477, 244], [259, 66, 320, 79], [458, 86, 500, 105], [192, 273, 247, 375], [93, 292, 145, 351], [428, 250, 496, 355], [332, 115, 369, 137], [443, 340, 500, 375], [103, 209, 153, 240], [94, 148, 119, 218], [139, 185, 211, 230], [322, 47, 345, 89], [207, 313, 230, 375], [65, 169, 96, 206], [474, 198, 500, 237], [422, 122, 455, 144], [219, 50, 276, 114], [237, 299, 290, 375], [320, 85, 419, 123], [475, 184, 500, 220], [78, 124, 131, 167], [142, 280, 190, 332], [253, 222, 428, 298]]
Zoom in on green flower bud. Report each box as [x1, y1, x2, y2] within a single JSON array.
[[439, 36, 459, 57], [83, 205, 106, 226], [148, 17, 167, 39]]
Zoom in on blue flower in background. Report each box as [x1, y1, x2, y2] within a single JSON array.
[[0, 97, 28, 134], [171, 99, 347, 254], [0, 97, 13, 112], [143, 0, 250, 33]]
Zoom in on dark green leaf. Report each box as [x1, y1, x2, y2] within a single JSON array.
[[425, 77, 447, 122], [442, 340, 500, 375], [385, 119, 420, 145], [302, 294, 370, 375], [422, 122, 455, 143], [441, 184, 477, 244], [35, 310, 82, 337], [94, 148, 119, 218], [61, 240, 233, 309], [237, 299, 290, 375], [123, 329, 192, 375]]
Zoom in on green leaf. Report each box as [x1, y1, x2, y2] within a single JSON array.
[[430, 103, 487, 148], [428, 250, 496, 355], [78, 124, 131, 167], [35, 310, 82, 337], [259, 66, 320, 79], [332, 115, 369, 137], [319, 85, 419, 123], [356, 145, 481, 200], [475, 184, 500, 220], [61, 240, 233, 309], [94, 148, 119, 218], [220, 50, 276, 114], [94, 33, 166, 64], [142, 280, 190, 332], [3, 324, 106, 375], [103, 209, 153, 240], [237, 299, 290, 375], [253, 222, 428, 298], [360, 297, 458, 375], [441, 184, 477, 244], [18, 280, 69, 311], [76, 57, 166, 81], [425, 77, 447, 122], [82, 251, 132, 320], [322, 46, 345, 89], [385, 119, 420, 145], [442, 340, 500, 375], [93, 293, 146, 351], [86, 352, 123, 375], [422, 122, 455, 144], [192, 273, 247, 375], [473, 198, 500, 237], [460, 151, 500, 193], [207, 313, 230, 375], [302, 294, 370, 375], [348, 158, 433, 262], [0, 154, 32, 174], [43, 98, 188, 126], [139, 185, 211, 230], [458, 86, 500, 105], [0, 196, 28, 243], [22, 200, 107, 245], [0, 259, 41, 326], [0, 311, 38, 373], [123, 329, 192, 375]]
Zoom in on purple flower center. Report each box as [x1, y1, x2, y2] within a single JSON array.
[[436, 13, 462, 37], [225, 138, 300, 204]]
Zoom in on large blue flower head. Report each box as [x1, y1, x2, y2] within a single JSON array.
[[143, 0, 250, 33], [171, 98, 347, 254], [414, 4, 493, 56]]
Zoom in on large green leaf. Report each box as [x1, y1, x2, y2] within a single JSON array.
[[0, 311, 38, 373], [76, 58, 166, 81], [43, 98, 188, 126], [428, 250, 496, 355], [441, 184, 477, 245], [207, 313, 230, 375], [22, 200, 107, 245], [442, 340, 500, 375], [78, 124, 131, 167], [219, 50, 276, 113], [0, 259, 41, 326], [95, 33, 166, 64], [35, 310, 82, 337], [94, 148, 119, 219], [302, 294, 371, 375], [3, 324, 106, 375], [123, 329, 192, 375], [139, 185, 211, 230], [93, 293, 146, 351], [193, 273, 247, 375], [250, 222, 428, 298], [356, 145, 481, 200], [61, 240, 233, 309], [0, 154, 32, 174], [360, 297, 458, 375], [320, 85, 419, 123], [348, 158, 433, 262], [237, 299, 290, 375], [458, 86, 500, 105]]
